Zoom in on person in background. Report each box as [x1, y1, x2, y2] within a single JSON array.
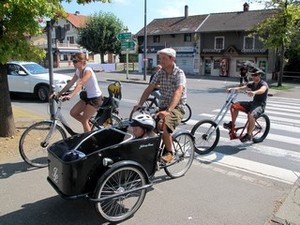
[[50, 53, 102, 132], [239, 64, 249, 86], [149, 64, 162, 99], [133, 48, 187, 162], [223, 70, 268, 143]]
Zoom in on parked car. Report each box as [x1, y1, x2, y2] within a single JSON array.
[[7, 61, 75, 101]]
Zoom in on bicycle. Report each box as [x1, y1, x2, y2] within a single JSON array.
[[19, 81, 122, 168], [47, 108, 195, 223], [191, 90, 270, 155], [143, 91, 192, 123]]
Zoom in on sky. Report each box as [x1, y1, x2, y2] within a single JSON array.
[[62, 0, 266, 34]]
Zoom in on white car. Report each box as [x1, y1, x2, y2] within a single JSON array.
[[7, 61, 75, 102]]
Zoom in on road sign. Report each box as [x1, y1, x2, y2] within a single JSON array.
[[117, 32, 132, 41], [121, 41, 135, 49]]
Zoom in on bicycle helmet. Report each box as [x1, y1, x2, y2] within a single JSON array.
[[130, 113, 155, 131]]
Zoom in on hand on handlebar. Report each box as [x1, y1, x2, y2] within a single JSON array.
[[59, 94, 71, 102], [246, 91, 255, 97]]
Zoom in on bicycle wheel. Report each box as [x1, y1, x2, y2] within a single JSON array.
[[91, 114, 122, 130], [94, 166, 147, 223], [143, 98, 158, 113], [191, 119, 220, 155], [164, 132, 195, 178], [252, 114, 270, 143], [19, 121, 67, 168], [181, 103, 192, 123]]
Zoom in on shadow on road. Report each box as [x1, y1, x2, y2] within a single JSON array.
[[0, 161, 38, 179], [0, 196, 113, 225]]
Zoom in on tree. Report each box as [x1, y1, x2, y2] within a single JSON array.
[[0, 0, 111, 137], [251, 0, 300, 86], [77, 12, 124, 63]]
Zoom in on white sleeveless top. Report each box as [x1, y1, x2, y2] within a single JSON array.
[[76, 67, 102, 98]]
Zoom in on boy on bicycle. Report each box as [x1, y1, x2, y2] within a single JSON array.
[[224, 69, 268, 143], [133, 48, 187, 162]]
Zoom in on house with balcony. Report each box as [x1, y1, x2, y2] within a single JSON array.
[[136, 3, 277, 79], [33, 12, 116, 68], [197, 4, 276, 78]]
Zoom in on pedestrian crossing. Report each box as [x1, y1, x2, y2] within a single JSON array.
[[188, 96, 300, 185]]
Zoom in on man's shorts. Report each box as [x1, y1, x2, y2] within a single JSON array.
[[164, 107, 184, 133], [237, 101, 265, 119]]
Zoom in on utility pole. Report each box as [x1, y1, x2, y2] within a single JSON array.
[[47, 20, 55, 118], [143, 0, 147, 81]]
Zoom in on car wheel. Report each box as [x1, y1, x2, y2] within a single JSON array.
[[36, 86, 49, 102]]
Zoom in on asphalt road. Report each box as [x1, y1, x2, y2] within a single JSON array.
[[3, 69, 300, 225]]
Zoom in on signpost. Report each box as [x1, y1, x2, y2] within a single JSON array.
[[117, 32, 132, 41], [121, 41, 135, 49], [117, 31, 136, 79]]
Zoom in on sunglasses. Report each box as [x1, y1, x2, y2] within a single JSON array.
[[72, 60, 80, 64], [251, 74, 259, 77]]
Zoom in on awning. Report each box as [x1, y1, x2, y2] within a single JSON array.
[[59, 49, 87, 53]]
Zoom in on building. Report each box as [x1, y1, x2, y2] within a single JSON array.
[[136, 3, 276, 79], [33, 12, 116, 67]]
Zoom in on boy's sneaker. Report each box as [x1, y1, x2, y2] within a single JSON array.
[[240, 133, 252, 143], [223, 121, 232, 130], [161, 152, 174, 163]]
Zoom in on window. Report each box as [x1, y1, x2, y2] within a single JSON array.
[[67, 36, 75, 44], [153, 35, 160, 43], [184, 33, 192, 42], [213, 59, 220, 69], [215, 36, 224, 49], [244, 36, 254, 49]]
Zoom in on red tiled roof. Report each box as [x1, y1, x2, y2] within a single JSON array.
[[67, 13, 89, 28]]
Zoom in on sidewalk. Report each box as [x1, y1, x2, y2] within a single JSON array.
[[13, 70, 300, 225]]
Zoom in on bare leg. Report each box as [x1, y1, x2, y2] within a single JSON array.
[[70, 100, 97, 132], [247, 113, 256, 135], [162, 125, 173, 152]]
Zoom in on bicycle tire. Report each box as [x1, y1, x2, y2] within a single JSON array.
[[181, 103, 192, 123], [252, 114, 270, 143], [164, 132, 195, 178], [19, 121, 67, 168], [191, 119, 220, 155], [94, 166, 147, 223]]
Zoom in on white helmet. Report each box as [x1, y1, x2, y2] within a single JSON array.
[[130, 113, 155, 130]]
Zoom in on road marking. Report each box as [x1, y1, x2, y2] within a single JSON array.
[[196, 153, 300, 184]]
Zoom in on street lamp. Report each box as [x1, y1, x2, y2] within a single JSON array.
[[143, 0, 147, 81]]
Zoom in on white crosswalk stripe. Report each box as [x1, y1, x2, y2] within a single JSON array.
[[191, 96, 300, 184]]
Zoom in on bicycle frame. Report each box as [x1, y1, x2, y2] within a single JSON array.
[[208, 91, 251, 140]]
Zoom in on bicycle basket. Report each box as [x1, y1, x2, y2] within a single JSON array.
[[108, 81, 122, 100]]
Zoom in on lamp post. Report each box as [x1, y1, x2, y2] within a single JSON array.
[[47, 20, 55, 118], [143, 0, 147, 81]]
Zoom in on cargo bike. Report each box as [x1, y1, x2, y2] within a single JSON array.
[[47, 110, 195, 223]]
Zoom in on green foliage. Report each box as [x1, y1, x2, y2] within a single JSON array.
[[0, 0, 112, 64], [77, 11, 124, 55], [0, 0, 66, 63], [252, 0, 300, 50]]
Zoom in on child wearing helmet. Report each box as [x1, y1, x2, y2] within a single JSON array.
[[130, 113, 156, 139]]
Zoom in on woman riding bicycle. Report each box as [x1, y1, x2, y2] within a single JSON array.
[[50, 53, 103, 132], [224, 69, 268, 143]]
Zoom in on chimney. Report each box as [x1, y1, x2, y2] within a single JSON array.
[[184, 5, 188, 18], [243, 2, 249, 12]]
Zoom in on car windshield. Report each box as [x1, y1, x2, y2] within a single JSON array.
[[22, 63, 48, 74]]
